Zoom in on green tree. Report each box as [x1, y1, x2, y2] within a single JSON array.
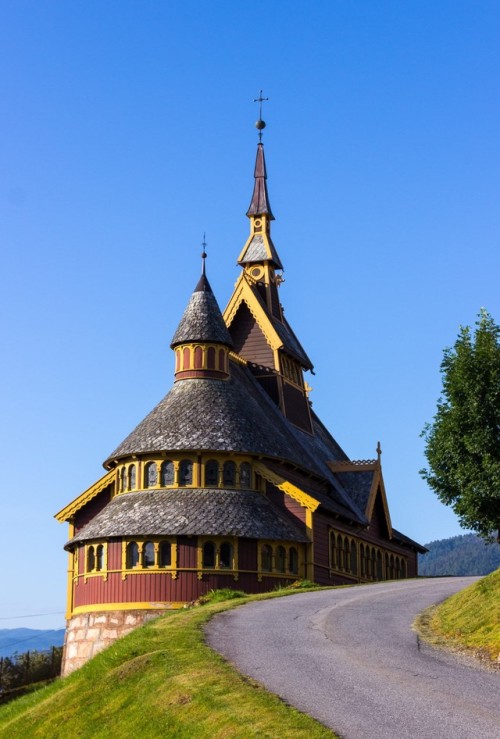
[[421, 309, 500, 542]]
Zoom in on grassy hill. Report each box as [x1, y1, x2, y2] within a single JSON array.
[[416, 568, 500, 667], [0, 589, 334, 739], [419, 533, 500, 576]]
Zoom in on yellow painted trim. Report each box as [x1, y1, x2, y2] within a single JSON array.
[[55, 469, 116, 522], [254, 462, 320, 513], [71, 602, 185, 616], [65, 523, 75, 620], [365, 467, 393, 538]]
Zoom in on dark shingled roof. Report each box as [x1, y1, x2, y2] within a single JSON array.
[[334, 470, 375, 513], [238, 234, 283, 271], [171, 274, 233, 348], [66, 488, 308, 547], [246, 143, 274, 220]]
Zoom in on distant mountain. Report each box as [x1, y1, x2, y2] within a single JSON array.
[[419, 533, 500, 577], [0, 629, 65, 658]]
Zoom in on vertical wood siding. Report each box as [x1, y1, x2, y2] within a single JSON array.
[[229, 302, 274, 366]]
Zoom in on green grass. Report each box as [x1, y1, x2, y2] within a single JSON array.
[[0, 587, 335, 738], [415, 569, 500, 666]]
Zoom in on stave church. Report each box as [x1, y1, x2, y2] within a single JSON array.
[[56, 116, 425, 675]]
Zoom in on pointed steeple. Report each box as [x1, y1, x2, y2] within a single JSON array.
[[171, 256, 233, 382], [246, 143, 274, 220]]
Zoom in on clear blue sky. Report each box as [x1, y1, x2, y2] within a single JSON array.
[[1, 1, 499, 629]]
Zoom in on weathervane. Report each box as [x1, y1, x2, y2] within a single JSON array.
[[201, 232, 207, 275], [253, 89, 269, 142]]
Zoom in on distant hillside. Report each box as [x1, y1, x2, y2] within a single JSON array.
[[0, 629, 65, 658], [419, 534, 500, 576]]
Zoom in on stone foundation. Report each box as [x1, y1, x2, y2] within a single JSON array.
[[62, 608, 171, 676]]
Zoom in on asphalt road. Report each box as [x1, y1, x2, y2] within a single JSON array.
[[206, 578, 500, 738]]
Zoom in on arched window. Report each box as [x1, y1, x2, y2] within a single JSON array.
[[330, 532, 336, 568], [205, 459, 219, 487], [390, 554, 395, 579], [175, 349, 181, 373], [385, 553, 390, 580], [161, 460, 174, 486], [120, 467, 126, 492], [377, 550, 383, 580], [261, 544, 272, 572], [223, 461, 236, 486], [96, 544, 104, 571], [371, 549, 377, 580], [344, 539, 350, 573], [87, 545, 95, 572], [219, 542, 233, 569], [183, 346, 190, 370], [179, 459, 193, 486], [159, 541, 171, 567], [218, 348, 226, 371], [143, 541, 155, 568], [126, 541, 139, 568], [337, 535, 344, 570], [240, 462, 251, 488], [276, 546, 286, 573], [289, 547, 299, 575], [207, 347, 216, 369], [360, 544, 365, 577], [194, 345, 203, 369], [144, 462, 158, 488], [128, 464, 136, 490], [203, 541, 215, 568], [350, 541, 357, 576]]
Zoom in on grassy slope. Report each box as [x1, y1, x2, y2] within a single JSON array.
[[0, 590, 335, 739], [417, 569, 500, 665]]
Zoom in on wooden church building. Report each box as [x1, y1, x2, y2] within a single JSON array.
[[56, 124, 425, 675]]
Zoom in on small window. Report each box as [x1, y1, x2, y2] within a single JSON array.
[[120, 468, 126, 492], [219, 542, 233, 569], [87, 545, 95, 572], [179, 459, 193, 486], [289, 547, 299, 575], [207, 347, 216, 369], [128, 465, 136, 490], [240, 462, 251, 488], [218, 348, 226, 371], [205, 459, 219, 487], [276, 546, 286, 573], [223, 461, 236, 486], [159, 541, 171, 567], [350, 541, 357, 575], [194, 345, 203, 369], [344, 539, 350, 573], [261, 544, 272, 572], [183, 346, 190, 370], [143, 541, 155, 568], [96, 544, 104, 571], [161, 460, 174, 486], [203, 541, 215, 568], [126, 541, 139, 568], [144, 462, 158, 488]]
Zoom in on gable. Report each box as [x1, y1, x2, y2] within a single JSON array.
[[229, 301, 274, 366]]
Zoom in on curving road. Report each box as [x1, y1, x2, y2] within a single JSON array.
[[206, 578, 500, 738]]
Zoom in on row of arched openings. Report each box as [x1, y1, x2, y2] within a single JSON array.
[[125, 541, 172, 569], [175, 345, 227, 373], [261, 544, 299, 575], [330, 532, 407, 581], [119, 460, 253, 492], [202, 541, 233, 569]]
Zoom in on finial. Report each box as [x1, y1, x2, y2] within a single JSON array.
[[201, 232, 207, 276], [376, 441, 382, 463], [253, 89, 269, 142]]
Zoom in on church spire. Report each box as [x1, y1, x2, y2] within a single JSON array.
[[246, 143, 275, 220]]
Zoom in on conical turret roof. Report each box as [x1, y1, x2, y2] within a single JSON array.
[[171, 273, 233, 348]]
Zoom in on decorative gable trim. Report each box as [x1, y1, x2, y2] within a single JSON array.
[[224, 275, 282, 352], [55, 469, 117, 523], [255, 461, 320, 512]]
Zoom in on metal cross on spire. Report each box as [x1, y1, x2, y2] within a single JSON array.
[[253, 89, 269, 142], [201, 232, 207, 276]]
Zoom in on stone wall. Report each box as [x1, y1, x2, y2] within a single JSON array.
[[62, 608, 170, 676]]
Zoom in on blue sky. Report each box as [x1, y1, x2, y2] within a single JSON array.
[[1, 1, 499, 629]]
